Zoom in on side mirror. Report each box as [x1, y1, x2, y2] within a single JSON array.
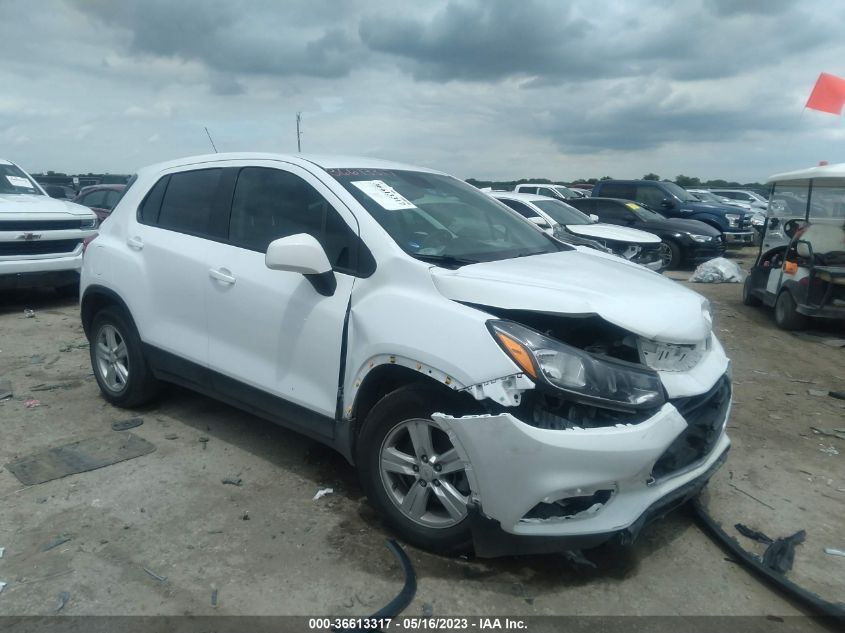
[[660, 198, 673, 208], [527, 216, 550, 228], [265, 233, 336, 296], [589, 214, 600, 223]]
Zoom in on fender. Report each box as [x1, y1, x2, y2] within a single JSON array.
[[688, 213, 726, 231], [80, 283, 136, 339]]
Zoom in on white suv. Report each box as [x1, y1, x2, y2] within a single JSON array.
[[1, 160, 98, 293], [80, 153, 731, 557]]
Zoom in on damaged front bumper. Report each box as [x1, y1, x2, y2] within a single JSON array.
[[433, 386, 731, 557]]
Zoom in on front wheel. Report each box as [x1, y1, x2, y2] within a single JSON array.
[[90, 306, 160, 407], [659, 240, 681, 270], [774, 290, 808, 331], [742, 276, 762, 306], [357, 385, 474, 555]]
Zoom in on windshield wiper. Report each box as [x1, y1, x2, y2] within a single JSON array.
[[413, 254, 479, 268]]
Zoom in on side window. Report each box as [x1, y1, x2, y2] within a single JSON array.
[[635, 185, 666, 208], [595, 201, 631, 220], [82, 190, 107, 208], [538, 187, 557, 198], [500, 199, 541, 219], [156, 169, 223, 235], [229, 167, 357, 271], [598, 183, 635, 199], [567, 198, 594, 213], [520, 186, 538, 194], [103, 190, 122, 210], [138, 175, 170, 225]]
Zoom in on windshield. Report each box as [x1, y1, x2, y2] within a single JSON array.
[[328, 169, 565, 265], [625, 201, 666, 221], [0, 164, 42, 196], [663, 181, 698, 202], [692, 191, 721, 202], [533, 199, 591, 225]]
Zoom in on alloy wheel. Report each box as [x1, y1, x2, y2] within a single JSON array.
[[94, 324, 129, 393], [379, 418, 470, 529]]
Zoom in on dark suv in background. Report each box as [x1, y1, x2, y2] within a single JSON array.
[[591, 180, 755, 246], [568, 197, 724, 269]]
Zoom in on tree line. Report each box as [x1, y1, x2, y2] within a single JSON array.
[[466, 174, 768, 191]]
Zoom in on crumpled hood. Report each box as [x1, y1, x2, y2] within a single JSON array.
[[431, 250, 712, 344], [0, 194, 93, 217], [566, 223, 661, 243]]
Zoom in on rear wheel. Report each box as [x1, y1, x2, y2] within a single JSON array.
[[774, 290, 808, 330], [659, 240, 682, 270], [742, 276, 762, 306], [90, 306, 160, 407], [357, 385, 474, 555]]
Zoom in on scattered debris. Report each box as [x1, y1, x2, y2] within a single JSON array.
[[735, 524, 773, 545], [241, 511, 250, 521], [143, 567, 167, 582], [811, 427, 845, 441], [728, 483, 776, 510], [24, 399, 41, 409], [825, 548, 845, 557], [564, 549, 597, 569], [112, 417, 144, 431], [0, 379, 12, 401], [819, 445, 840, 456], [421, 602, 433, 616], [689, 257, 744, 283], [0, 547, 4, 558], [792, 331, 845, 348], [199, 436, 209, 450], [55, 591, 70, 612], [808, 389, 829, 397], [42, 535, 72, 552], [23, 309, 35, 318], [211, 588, 218, 607], [59, 342, 88, 353], [312, 487, 334, 501], [164, 433, 178, 440], [830, 391, 845, 401], [735, 523, 806, 573], [222, 476, 242, 486], [30, 383, 76, 392], [0, 581, 6, 594], [787, 377, 815, 384]]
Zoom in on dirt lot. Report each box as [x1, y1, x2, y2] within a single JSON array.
[[0, 247, 843, 623]]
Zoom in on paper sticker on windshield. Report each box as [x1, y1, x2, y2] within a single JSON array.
[[351, 180, 416, 211], [625, 202, 640, 210], [5, 175, 33, 188]]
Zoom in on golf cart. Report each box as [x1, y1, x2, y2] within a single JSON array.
[[742, 164, 845, 330]]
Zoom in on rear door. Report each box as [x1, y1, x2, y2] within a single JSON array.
[[128, 167, 228, 377], [204, 162, 360, 429]]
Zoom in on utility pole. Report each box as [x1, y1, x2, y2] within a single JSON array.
[[296, 112, 302, 152]]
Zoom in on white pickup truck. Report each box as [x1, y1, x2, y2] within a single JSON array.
[[0, 159, 98, 295]]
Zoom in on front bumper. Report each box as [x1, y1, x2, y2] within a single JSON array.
[[0, 251, 83, 289], [434, 377, 731, 556], [686, 239, 726, 264], [723, 230, 755, 246]]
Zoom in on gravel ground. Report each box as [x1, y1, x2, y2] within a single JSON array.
[[0, 247, 842, 624]]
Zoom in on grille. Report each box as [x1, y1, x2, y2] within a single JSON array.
[[652, 374, 731, 480], [0, 239, 82, 256], [0, 220, 86, 231]]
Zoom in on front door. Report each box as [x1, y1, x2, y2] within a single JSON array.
[[204, 162, 360, 428]]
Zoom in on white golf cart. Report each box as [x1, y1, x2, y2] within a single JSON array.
[[742, 164, 845, 330]]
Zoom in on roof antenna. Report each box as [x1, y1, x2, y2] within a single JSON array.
[[296, 112, 302, 152], [204, 126, 218, 153]]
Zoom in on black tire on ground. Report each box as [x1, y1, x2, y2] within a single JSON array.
[[660, 240, 682, 270], [89, 306, 160, 407], [774, 290, 808, 331], [742, 276, 762, 307], [356, 384, 474, 556]]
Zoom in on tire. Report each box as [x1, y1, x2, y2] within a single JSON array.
[[774, 290, 808, 331], [356, 384, 475, 555], [90, 306, 160, 407], [742, 276, 762, 306], [659, 240, 682, 270]]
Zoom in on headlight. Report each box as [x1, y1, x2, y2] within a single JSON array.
[[750, 213, 765, 227], [725, 213, 740, 228], [689, 234, 713, 243], [488, 320, 665, 411], [80, 217, 98, 229]]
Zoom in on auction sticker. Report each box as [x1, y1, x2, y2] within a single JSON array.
[[351, 180, 416, 210], [5, 175, 33, 188]]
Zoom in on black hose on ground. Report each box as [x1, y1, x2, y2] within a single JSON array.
[[691, 498, 845, 622]]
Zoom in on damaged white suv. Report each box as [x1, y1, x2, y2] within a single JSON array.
[[80, 153, 731, 557]]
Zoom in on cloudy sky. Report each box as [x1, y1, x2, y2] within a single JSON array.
[[1, 0, 844, 182]]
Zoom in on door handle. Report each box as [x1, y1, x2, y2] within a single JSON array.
[[127, 236, 144, 250], [209, 268, 236, 285]]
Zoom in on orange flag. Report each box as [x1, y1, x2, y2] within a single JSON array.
[[806, 72, 845, 115]]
